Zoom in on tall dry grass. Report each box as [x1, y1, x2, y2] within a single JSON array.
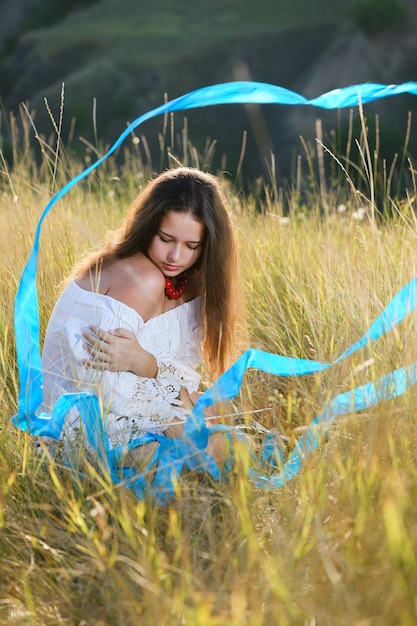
[[1, 103, 417, 625]]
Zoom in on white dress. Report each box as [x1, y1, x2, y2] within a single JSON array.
[[41, 281, 203, 449]]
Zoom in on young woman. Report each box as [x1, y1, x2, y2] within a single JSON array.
[[41, 167, 243, 466]]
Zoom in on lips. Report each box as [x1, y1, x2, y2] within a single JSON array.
[[163, 263, 180, 272]]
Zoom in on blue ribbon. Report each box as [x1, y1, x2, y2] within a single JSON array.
[[12, 80, 417, 501]]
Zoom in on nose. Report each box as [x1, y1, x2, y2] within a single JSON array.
[[167, 243, 181, 262]]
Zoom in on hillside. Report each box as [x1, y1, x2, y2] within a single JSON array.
[[0, 0, 416, 181]]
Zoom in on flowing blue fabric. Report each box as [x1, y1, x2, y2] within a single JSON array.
[[12, 80, 417, 501]]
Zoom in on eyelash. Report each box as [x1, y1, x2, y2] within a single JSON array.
[[159, 236, 200, 250]]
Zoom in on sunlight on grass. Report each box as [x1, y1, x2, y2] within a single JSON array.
[[1, 104, 417, 624]]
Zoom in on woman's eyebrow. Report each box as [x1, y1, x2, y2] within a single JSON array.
[[158, 228, 202, 244]]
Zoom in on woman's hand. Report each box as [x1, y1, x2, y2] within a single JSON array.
[[82, 326, 158, 377]]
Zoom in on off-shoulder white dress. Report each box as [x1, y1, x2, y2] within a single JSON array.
[[41, 281, 203, 449]]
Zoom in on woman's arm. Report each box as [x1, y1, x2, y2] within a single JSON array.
[[81, 325, 222, 422], [82, 325, 158, 377]]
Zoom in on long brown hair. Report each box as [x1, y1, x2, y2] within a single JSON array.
[[73, 167, 242, 376]]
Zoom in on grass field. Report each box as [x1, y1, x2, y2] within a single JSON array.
[[1, 108, 417, 624]]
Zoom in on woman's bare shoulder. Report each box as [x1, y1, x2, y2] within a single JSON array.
[[111, 255, 166, 318], [113, 254, 165, 290], [79, 254, 165, 319]]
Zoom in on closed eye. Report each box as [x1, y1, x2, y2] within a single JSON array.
[[159, 235, 201, 250]]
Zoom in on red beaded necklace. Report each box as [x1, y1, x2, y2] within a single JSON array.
[[165, 272, 187, 300]]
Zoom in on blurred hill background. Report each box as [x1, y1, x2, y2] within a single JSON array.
[[0, 0, 416, 184]]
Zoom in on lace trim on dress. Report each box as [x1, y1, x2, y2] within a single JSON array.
[[104, 363, 192, 443], [157, 361, 188, 386]]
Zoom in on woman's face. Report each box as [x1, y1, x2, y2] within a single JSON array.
[[147, 210, 204, 277]]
